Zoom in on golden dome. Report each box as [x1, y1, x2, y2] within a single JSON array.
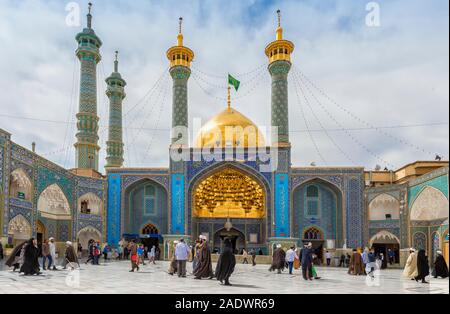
[[195, 107, 266, 148]]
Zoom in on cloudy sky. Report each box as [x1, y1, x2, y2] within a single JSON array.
[[0, 0, 448, 171]]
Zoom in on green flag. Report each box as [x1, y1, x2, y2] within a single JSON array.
[[228, 74, 240, 92]]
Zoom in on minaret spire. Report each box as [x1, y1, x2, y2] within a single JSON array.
[[265, 9, 294, 147], [114, 50, 119, 72], [87, 2, 93, 29], [167, 17, 194, 146]]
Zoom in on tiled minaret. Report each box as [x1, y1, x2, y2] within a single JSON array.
[[105, 51, 126, 169], [265, 10, 294, 147], [74, 3, 102, 171], [166, 17, 194, 146]]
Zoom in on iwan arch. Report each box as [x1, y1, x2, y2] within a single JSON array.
[[0, 5, 448, 266]]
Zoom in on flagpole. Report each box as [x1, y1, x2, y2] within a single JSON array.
[[227, 85, 231, 112]]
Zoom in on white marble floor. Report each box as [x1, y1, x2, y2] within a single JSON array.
[[0, 260, 448, 294]]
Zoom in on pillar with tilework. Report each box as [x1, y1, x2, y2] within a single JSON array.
[[265, 10, 294, 147], [105, 51, 126, 169], [74, 3, 102, 171], [167, 17, 194, 147]]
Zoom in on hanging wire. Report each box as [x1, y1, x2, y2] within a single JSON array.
[[191, 65, 266, 89], [127, 74, 170, 165], [295, 65, 439, 157], [292, 71, 357, 166], [192, 67, 268, 102], [191, 63, 266, 80], [143, 78, 170, 164], [59, 56, 78, 166], [292, 70, 328, 166], [293, 66, 395, 169]]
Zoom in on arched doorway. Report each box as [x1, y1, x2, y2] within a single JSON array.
[[302, 227, 325, 262], [213, 228, 245, 254], [370, 231, 400, 264], [141, 224, 161, 259], [77, 227, 102, 252], [36, 220, 46, 249]]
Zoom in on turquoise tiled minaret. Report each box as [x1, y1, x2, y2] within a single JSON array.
[[265, 10, 294, 147], [166, 18, 194, 146], [74, 3, 102, 171], [105, 51, 126, 169]]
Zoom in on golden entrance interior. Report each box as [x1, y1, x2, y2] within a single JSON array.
[[193, 168, 266, 219]]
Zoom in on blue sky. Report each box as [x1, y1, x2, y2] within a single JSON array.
[[0, 0, 448, 170]]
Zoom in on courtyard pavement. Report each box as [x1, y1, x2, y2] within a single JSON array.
[[0, 259, 448, 294]]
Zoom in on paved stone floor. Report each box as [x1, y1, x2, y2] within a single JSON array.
[[0, 260, 448, 294]]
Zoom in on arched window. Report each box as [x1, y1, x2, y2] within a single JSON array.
[[303, 227, 322, 240], [144, 185, 156, 215], [306, 185, 319, 217], [142, 224, 159, 235]]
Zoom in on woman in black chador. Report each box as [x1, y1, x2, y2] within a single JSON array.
[[433, 251, 449, 279], [20, 238, 41, 276], [415, 249, 430, 284], [215, 238, 236, 286], [5, 241, 26, 272]]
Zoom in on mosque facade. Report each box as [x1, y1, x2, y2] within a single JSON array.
[[0, 6, 448, 266]]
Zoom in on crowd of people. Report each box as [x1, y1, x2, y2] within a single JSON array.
[[2, 237, 449, 287], [403, 248, 448, 283]]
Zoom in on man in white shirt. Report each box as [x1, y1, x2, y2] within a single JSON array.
[[325, 251, 332, 266], [285, 246, 299, 275], [175, 238, 190, 278], [48, 238, 57, 270]]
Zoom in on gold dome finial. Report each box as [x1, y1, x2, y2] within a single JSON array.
[[265, 9, 294, 64], [177, 17, 184, 46], [167, 17, 194, 68], [276, 9, 283, 40]]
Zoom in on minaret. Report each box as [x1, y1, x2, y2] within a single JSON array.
[[74, 3, 102, 171], [166, 17, 194, 146], [105, 51, 126, 169], [265, 10, 294, 147]]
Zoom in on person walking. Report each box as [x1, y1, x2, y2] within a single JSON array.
[[348, 249, 364, 276], [175, 238, 190, 278], [415, 249, 430, 284], [285, 246, 299, 275], [250, 248, 257, 266], [269, 244, 286, 274], [103, 243, 111, 262], [62, 241, 80, 270], [149, 245, 156, 265], [433, 250, 449, 279], [387, 248, 395, 265], [41, 239, 52, 270], [367, 247, 377, 278], [299, 243, 314, 281], [128, 240, 139, 272], [325, 251, 332, 267], [48, 237, 57, 270], [403, 248, 418, 280], [0, 242, 4, 260], [215, 238, 236, 286], [242, 249, 249, 264], [137, 244, 145, 266], [20, 238, 41, 276]]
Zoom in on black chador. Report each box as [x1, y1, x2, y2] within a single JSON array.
[[215, 238, 236, 286]]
